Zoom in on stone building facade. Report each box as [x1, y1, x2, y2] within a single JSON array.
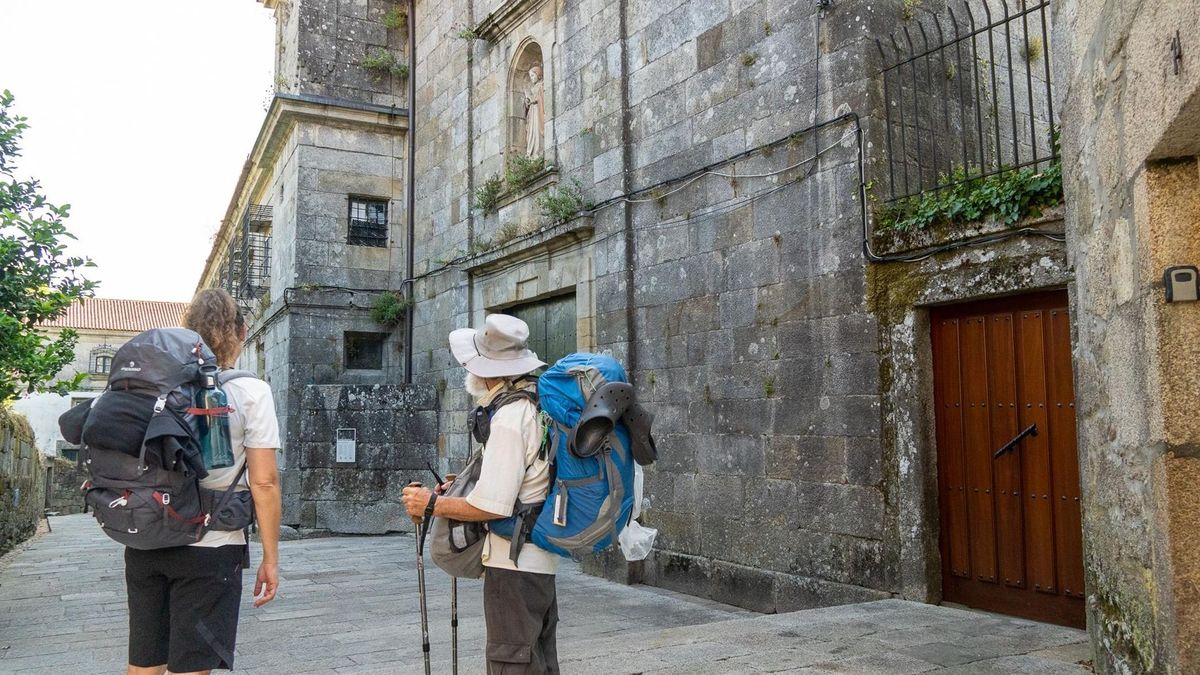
[[1055, 0, 1200, 670], [200, 0, 436, 534], [198, 0, 1199, 668]]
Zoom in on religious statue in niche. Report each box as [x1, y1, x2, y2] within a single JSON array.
[[523, 64, 545, 158]]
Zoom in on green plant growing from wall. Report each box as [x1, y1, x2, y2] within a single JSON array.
[[763, 21, 773, 36], [473, 173, 503, 215], [1023, 37, 1044, 62], [457, 28, 479, 41], [370, 291, 414, 327], [902, 0, 922, 20], [383, 7, 407, 30], [360, 49, 409, 79], [493, 221, 524, 247], [742, 52, 758, 67], [763, 376, 776, 398], [877, 160, 1063, 232], [537, 179, 594, 225], [505, 155, 547, 191]]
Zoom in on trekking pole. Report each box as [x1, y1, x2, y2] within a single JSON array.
[[408, 481, 432, 675], [444, 473, 459, 675]]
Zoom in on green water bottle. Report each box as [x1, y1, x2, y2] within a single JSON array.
[[196, 366, 234, 470]]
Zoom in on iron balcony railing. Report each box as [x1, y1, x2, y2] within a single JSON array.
[[876, 0, 1057, 202]]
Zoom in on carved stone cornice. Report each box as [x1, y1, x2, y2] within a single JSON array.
[[473, 0, 554, 42]]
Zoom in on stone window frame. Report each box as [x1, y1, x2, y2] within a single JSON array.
[[89, 345, 117, 376], [343, 331, 387, 370], [347, 196, 389, 248]]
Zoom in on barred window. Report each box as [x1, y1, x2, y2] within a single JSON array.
[[348, 197, 388, 247]]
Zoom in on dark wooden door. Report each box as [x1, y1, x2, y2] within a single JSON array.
[[509, 293, 577, 368], [931, 290, 1085, 628]]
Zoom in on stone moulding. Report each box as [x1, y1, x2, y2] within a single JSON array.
[[871, 205, 1066, 258], [472, 0, 553, 42], [493, 166, 557, 213], [463, 215, 593, 274]]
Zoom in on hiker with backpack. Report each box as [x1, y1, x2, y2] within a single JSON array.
[[403, 314, 660, 674], [402, 314, 561, 674], [59, 288, 282, 675]]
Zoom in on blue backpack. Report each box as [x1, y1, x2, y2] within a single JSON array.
[[491, 353, 652, 560]]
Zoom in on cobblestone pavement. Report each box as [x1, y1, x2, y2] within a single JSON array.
[[0, 515, 1090, 674]]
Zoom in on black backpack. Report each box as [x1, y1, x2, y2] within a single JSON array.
[[58, 328, 256, 549]]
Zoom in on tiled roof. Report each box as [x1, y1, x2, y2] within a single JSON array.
[[41, 298, 189, 333]]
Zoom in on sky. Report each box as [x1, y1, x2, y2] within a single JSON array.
[[0, 1, 276, 302]]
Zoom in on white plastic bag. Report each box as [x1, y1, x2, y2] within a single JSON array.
[[618, 464, 658, 561]]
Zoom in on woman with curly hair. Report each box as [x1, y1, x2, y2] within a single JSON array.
[[124, 288, 282, 675]]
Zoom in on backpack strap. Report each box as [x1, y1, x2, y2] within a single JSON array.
[[218, 369, 256, 384]]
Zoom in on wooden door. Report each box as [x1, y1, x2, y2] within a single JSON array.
[[509, 293, 577, 367], [931, 290, 1085, 628]]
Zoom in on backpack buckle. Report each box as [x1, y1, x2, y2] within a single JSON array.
[[127, 528, 138, 534], [203, 513, 211, 527], [108, 495, 129, 509], [161, 493, 171, 505], [153, 395, 168, 413]]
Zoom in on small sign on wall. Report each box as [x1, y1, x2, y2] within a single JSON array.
[[335, 428, 357, 463]]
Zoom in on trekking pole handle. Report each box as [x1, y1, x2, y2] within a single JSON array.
[[407, 481, 424, 524]]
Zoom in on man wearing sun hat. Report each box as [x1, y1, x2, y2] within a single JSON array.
[[402, 314, 560, 674]]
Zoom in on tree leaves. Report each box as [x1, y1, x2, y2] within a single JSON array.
[[0, 90, 97, 402]]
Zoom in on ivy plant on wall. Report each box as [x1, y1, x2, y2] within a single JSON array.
[[876, 160, 1063, 232]]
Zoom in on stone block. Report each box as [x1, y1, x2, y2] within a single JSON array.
[[709, 560, 777, 613], [696, 433, 766, 476], [765, 435, 848, 483], [773, 574, 893, 613], [796, 481, 884, 539], [313, 500, 409, 534]]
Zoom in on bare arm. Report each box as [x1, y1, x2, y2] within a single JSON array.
[[402, 486, 502, 523], [247, 447, 281, 607]]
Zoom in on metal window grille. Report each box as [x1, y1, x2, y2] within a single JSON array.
[[344, 332, 386, 370], [221, 204, 272, 309], [876, 0, 1057, 202], [348, 198, 389, 247]]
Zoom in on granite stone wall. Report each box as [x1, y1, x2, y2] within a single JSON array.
[[408, 0, 910, 611], [0, 412, 45, 557], [1054, 0, 1200, 667], [294, 383, 438, 533]]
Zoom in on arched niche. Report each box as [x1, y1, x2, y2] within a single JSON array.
[[507, 40, 545, 162]]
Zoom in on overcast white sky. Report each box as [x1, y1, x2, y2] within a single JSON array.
[[0, 1, 275, 302]]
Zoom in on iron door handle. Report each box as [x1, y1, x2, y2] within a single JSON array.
[[993, 423, 1038, 459]]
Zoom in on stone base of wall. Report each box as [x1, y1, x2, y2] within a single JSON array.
[[640, 550, 891, 614], [285, 383, 439, 535]]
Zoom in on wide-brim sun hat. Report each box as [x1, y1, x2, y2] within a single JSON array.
[[449, 313, 547, 378]]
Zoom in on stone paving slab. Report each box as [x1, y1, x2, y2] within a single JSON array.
[[0, 515, 1091, 674]]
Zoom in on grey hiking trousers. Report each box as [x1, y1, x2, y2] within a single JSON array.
[[484, 567, 559, 674]]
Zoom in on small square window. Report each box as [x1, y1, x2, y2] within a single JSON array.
[[348, 197, 388, 247], [344, 332, 386, 370], [94, 355, 113, 375]]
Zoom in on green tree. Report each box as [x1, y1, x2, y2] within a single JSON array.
[[0, 90, 97, 401]]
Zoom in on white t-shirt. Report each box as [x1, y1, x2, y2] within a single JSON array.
[[465, 386, 559, 575], [192, 375, 280, 548]]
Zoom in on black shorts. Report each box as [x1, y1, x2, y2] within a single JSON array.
[[125, 545, 246, 672]]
